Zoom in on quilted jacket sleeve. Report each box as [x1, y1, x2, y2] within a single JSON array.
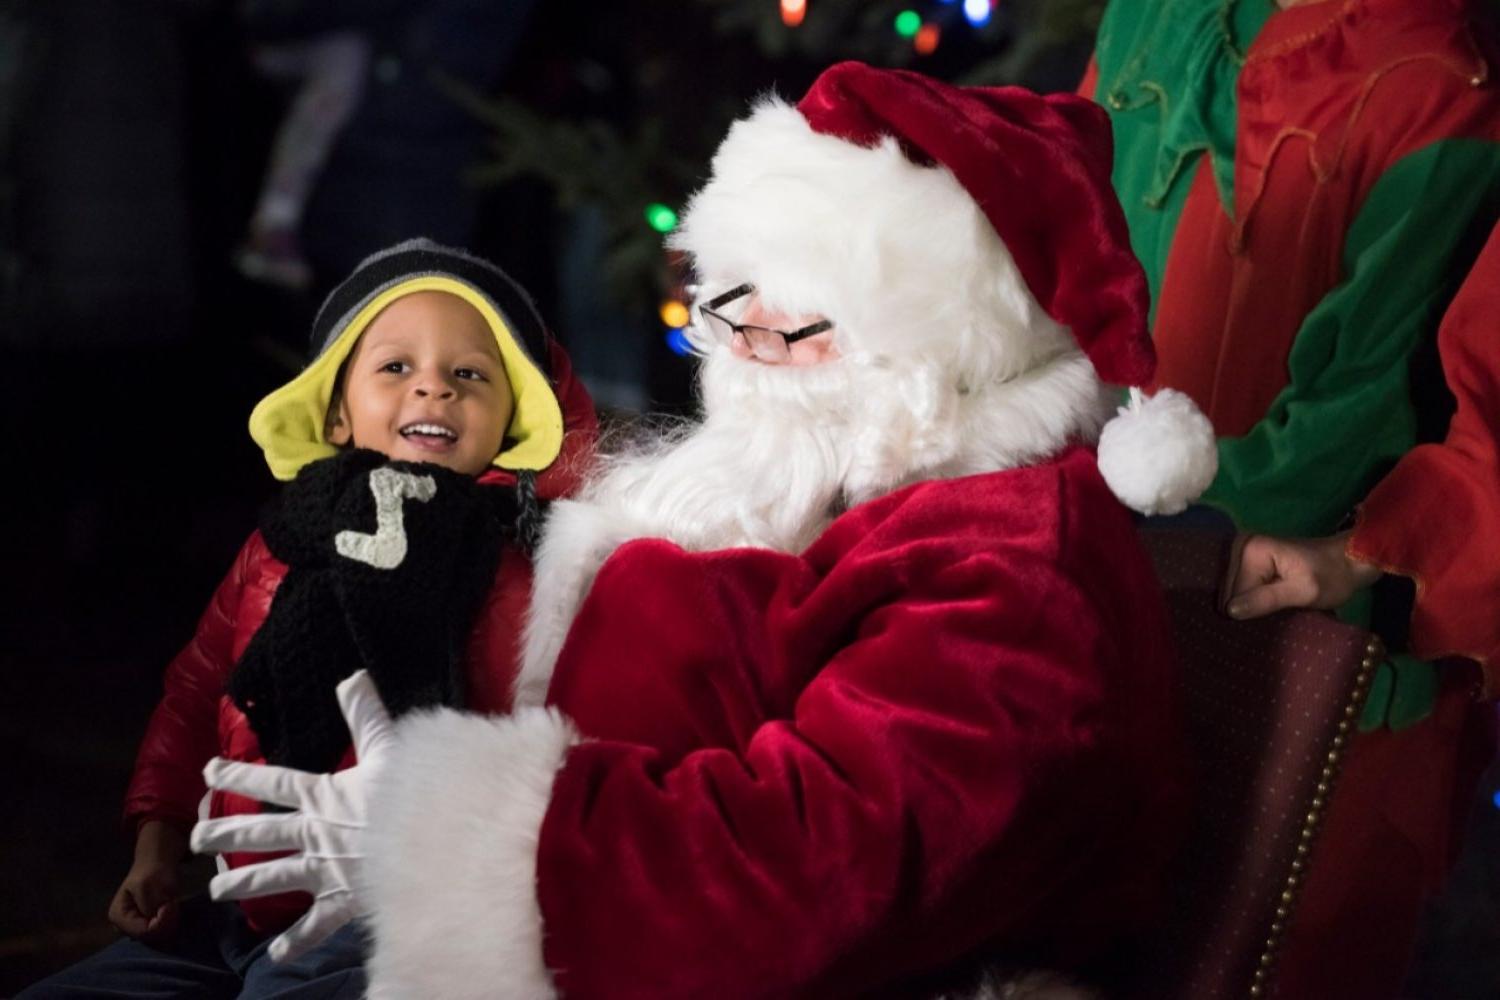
[[121, 532, 265, 831]]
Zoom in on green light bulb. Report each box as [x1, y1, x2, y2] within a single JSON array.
[[894, 10, 922, 37], [645, 203, 678, 233]]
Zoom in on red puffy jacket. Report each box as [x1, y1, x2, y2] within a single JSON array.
[[122, 342, 596, 934]]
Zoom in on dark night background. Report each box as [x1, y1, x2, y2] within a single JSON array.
[[1, 1, 1496, 995]]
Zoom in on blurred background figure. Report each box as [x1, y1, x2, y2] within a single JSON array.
[[233, 0, 539, 292], [234, 22, 370, 290]]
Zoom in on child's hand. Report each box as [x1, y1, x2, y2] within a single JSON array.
[[108, 858, 181, 942], [1223, 530, 1382, 619], [109, 819, 187, 943]]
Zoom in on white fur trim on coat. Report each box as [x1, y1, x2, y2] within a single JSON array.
[[363, 705, 580, 1000], [933, 350, 1115, 483], [517, 498, 646, 707]]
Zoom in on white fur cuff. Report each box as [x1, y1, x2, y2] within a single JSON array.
[[363, 705, 580, 999], [518, 498, 642, 708]]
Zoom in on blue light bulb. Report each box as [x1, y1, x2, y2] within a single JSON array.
[[665, 328, 694, 357]]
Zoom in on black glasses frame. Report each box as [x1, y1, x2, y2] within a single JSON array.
[[698, 283, 833, 346]]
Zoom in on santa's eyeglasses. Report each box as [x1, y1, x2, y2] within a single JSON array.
[[698, 284, 833, 362]]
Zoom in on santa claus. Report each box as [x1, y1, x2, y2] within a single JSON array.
[[192, 62, 1217, 998]]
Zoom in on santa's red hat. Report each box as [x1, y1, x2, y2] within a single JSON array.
[[673, 61, 1215, 516]]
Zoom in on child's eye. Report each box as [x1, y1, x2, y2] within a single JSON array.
[[455, 367, 488, 381], [379, 360, 409, 374]]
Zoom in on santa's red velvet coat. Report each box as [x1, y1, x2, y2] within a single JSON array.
[[361, 446, 1189, 998]]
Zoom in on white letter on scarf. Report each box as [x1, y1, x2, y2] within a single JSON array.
[[334, 468, 438, 570]]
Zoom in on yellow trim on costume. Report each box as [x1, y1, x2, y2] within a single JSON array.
[[248, 276, 564, 481]]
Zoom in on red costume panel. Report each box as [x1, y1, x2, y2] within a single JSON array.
[[1352, 225, 1500, 678]]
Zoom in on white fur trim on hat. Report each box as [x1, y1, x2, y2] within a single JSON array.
[[1096, 388, 1218, 516], [671, 97, 1072, 388], [364, 705, 579, 999]]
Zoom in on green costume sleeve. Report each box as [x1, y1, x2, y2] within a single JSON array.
[[1205, 139, 1500, 538], [1091, 0, 1272, 320], [1204, 140, 1500, 732]]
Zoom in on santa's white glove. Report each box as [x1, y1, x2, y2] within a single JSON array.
[[189, 669, 395, 963]]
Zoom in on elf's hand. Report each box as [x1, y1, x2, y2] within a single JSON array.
[[190, 670, 395, 963], [1223, 531, 1382, 620]]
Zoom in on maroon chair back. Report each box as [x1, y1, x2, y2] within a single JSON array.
[[1128, 529, 1381, 999]]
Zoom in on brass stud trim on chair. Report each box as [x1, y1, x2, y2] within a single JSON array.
[[1247, 635, 1385, 998]]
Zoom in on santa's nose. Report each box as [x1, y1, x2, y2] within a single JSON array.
[[729, 331, 771, 363]]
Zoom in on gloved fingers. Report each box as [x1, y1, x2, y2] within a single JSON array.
[[203, 757, 317, 810], [266, 893, 357, 964], [338, 669, 396, 759], [208, 853, 321, 902], [191, 811, 310, 856]]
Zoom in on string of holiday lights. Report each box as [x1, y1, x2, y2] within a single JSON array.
[[777, 0, 997, 51]]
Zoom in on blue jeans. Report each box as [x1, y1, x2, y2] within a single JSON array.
[[18, 896, 367, 999]]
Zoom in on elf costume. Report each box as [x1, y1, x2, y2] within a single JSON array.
[[1083, 0, 1500, 718], [1085, 1, 1500, 993]]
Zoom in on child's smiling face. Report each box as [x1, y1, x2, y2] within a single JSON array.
[[327, 290, 514, 475]]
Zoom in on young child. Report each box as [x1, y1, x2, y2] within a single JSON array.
[[21, 238, 596, 998]]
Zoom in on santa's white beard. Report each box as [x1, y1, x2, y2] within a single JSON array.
[[585, 348, 959, 554]]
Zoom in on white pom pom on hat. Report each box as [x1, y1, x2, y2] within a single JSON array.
[[1098, 388, 1218, 516]]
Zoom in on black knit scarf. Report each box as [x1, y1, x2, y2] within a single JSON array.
[[228, 448, 527, 772]]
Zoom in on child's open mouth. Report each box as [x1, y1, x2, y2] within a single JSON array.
[[399, 421, 459, 452]]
